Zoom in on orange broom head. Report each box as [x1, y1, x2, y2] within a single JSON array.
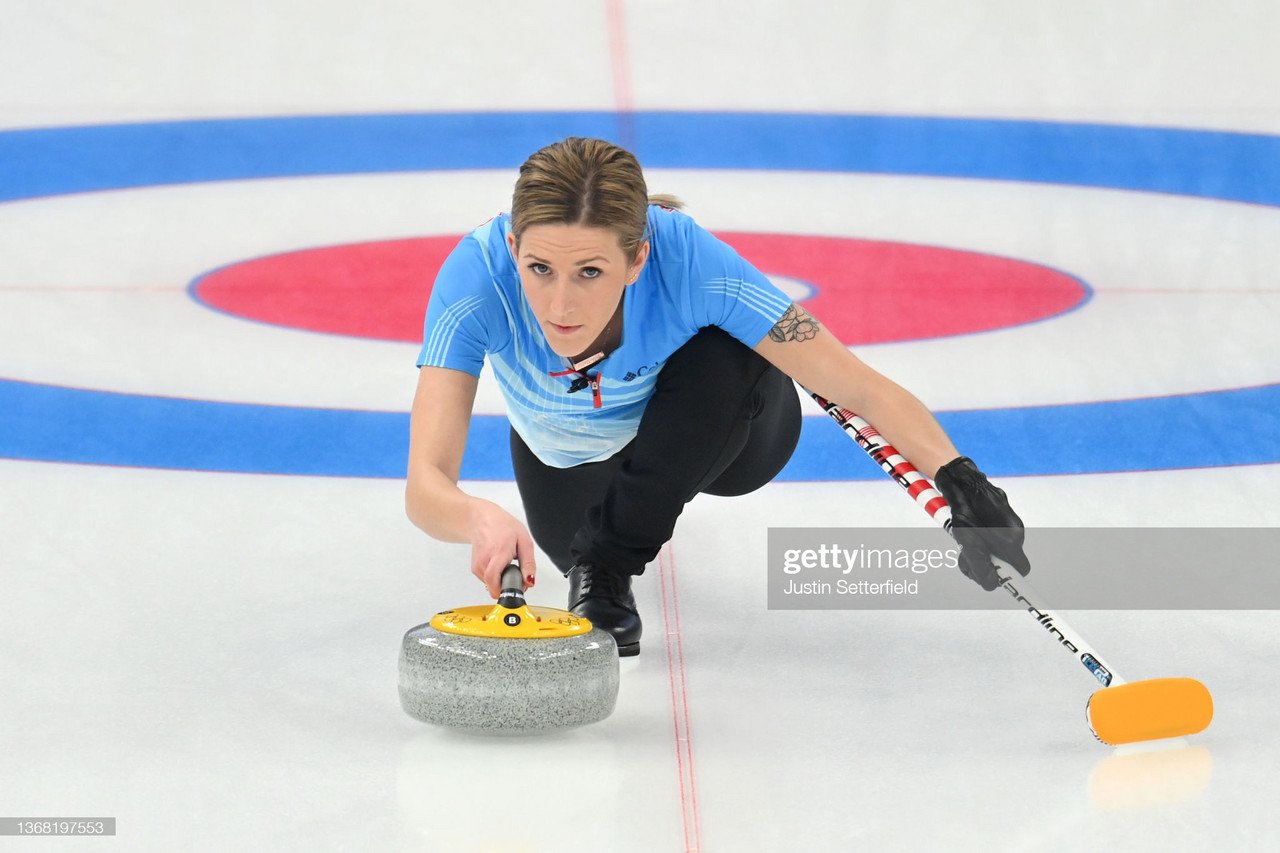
[[1086, 677, 1213, 746]]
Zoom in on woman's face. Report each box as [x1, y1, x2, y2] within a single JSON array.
[[509, 223, 649, 357]]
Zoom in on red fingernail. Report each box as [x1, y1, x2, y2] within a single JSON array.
[[526, 574, 535, 586]]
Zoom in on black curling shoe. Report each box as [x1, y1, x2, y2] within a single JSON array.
[[567, 564, 641, 656]]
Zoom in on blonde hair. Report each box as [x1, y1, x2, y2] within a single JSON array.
[[511, 137, 683, 261]]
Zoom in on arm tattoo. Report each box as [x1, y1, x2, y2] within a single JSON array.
[[768, 304, 821, 343]]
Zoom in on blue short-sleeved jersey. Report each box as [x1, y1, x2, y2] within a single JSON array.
[[417, 205, 793, 467]]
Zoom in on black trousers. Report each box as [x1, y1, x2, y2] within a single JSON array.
[[510, 326, 802, 577]]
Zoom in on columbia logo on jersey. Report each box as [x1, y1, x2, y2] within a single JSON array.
[[621, 362, 660, 382]]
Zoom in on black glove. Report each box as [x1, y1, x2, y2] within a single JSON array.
[[933, 456, 1031, 591]]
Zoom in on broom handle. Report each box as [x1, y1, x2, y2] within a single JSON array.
[[806, 389, 1126, 687]]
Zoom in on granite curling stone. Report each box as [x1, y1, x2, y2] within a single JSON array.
[[399, 564, 620, 734]]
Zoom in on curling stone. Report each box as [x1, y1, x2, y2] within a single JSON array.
[[399, 564, 620, 734]]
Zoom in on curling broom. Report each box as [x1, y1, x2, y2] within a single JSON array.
[[807, 390, 1213, 746]]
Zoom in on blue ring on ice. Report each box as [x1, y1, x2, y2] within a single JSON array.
[[1, 112, 1278, 477]]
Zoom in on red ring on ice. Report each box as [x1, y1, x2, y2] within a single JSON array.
[[191, 233, 1088, 345]]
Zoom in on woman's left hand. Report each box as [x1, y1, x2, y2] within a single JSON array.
[[933, 456, 1032, 591]]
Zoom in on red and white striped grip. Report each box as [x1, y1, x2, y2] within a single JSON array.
[[808, 392, 953, 529]]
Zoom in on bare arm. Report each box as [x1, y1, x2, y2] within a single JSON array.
[[405, 366, 538, 595], [753, 305, 959, 479]]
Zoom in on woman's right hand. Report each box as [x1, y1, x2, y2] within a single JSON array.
[[405, 367, 538, 599], [467, 498, 539, 598]]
